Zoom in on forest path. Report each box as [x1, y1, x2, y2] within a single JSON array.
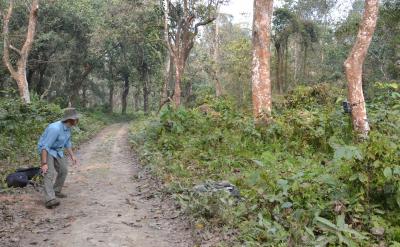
[[3, 123, 192, 247]]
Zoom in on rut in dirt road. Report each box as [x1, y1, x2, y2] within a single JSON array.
[[16, 123, 192, 247]]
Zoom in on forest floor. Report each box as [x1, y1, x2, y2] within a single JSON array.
[[0, 123, 193, 247]]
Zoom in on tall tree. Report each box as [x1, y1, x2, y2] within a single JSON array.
[[344, 0, 379, 135], [160, 1, 172, 108], [252, 0, 274, 123], [2, 0, 39, 104], [164, 0, 221, 107]]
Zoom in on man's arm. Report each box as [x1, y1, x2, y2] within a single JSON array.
[[41, 149, 49, 174], [65, 135, 78, 166]]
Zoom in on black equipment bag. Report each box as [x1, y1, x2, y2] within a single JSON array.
[[16, 167, 40, 180], [6, 167, 40, 188]]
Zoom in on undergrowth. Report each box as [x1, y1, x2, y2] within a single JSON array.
[[129, 82, 400, 246]]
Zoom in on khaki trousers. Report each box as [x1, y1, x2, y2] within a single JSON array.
[[43, 155, 68, 202]]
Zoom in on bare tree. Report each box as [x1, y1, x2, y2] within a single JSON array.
[[2, 0, 39, 104], [164, 0, 221, 107], [252, 0, 274, 124], [344, 0, 379, 136]]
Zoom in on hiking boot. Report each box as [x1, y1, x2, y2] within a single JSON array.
[[45, 199, 60, 209], [55, 192, 67, 198]]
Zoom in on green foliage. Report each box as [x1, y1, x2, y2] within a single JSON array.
[[0, 97, 63, 163], [130, 83, 400, 245], [282, 83, 343, 109]]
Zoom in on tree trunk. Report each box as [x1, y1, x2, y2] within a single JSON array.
[[275, 44, 285, 94], [108, 77, 114, 113], [121, 73, 129, 115], [213, 12, 222, 97], [274, 43, 281, 92], [160, 54, 171, 107], [164, 0, 216, 107], [185, 80, 193, 104], [251, 0, 274, 124], [109, 84, 114, 113], [279, 48, 285, 93], [143, 70, 149, 113], [37, 65, 47, 96], [173, 57, 183, 107], [27, 67, 34, 88], [2, 0, 39, 104], [344, 0, 379, 135], [134, 89, 140, 112], [15, 72, 31, 103], [302, 45, 308, 80], [293, 35, 300, 83], [82, 85, 87, 108], [107, 58, 114, 113], [0, 76, 4, 91], [284, 44, 289, 91]]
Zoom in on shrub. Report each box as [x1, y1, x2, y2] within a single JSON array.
[[129, 83, 400, 245]]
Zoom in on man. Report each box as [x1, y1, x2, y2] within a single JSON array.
[[37, 108, 79, 209]]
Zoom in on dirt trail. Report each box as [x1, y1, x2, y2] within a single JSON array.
[[1, 124, 192, 247]]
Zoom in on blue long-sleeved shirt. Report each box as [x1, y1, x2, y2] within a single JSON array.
[[37, 121, 72, 158]]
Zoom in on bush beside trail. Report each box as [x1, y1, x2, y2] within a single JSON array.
[[129, 83, 400, 246]]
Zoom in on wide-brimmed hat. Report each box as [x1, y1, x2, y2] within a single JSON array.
[[61, 108, 79, 122]]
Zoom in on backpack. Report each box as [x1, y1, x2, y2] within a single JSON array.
[[6, 167, 40, 188]]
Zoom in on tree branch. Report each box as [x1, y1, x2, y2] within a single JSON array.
[[163, 0, 175, 55], [194, 17, 216, 35], [2, 0, 17, 78], [20, 0, 39, 63], [9, 44, 21, 55]]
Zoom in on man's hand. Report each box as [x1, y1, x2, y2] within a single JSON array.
[[66, 147, 79, 166], [70, 155, 79, 166], [41, 164, 48, 174]]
